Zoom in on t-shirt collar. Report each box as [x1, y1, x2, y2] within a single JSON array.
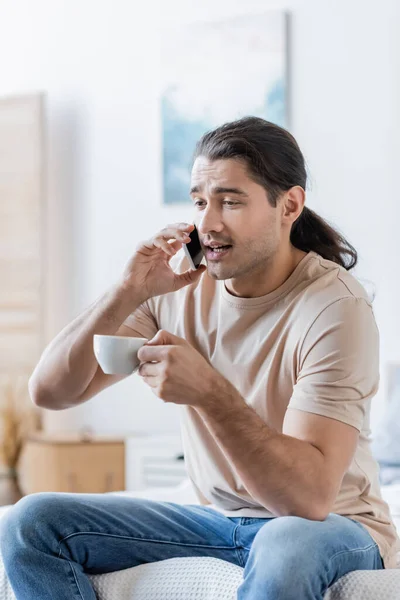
[[220, 251, 317, 309]]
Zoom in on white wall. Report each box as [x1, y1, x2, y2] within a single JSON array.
[[0, 0, 399, 436]]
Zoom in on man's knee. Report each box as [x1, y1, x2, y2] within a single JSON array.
[[0, 493, 68, 561], [249, 515, 330, 573], [240, 516, 331, 597]]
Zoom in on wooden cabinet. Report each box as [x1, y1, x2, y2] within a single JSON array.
[[17, 432, 125, 495]]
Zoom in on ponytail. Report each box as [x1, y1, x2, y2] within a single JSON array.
[[291, 207, 357, 271]]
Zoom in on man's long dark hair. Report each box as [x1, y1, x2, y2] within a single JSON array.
[[194, 116, 357, 271]]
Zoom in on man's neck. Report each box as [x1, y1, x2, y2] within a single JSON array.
[[225, 247, 308, 299]]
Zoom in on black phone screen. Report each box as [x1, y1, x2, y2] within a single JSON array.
[[187, 225, 204, 268]]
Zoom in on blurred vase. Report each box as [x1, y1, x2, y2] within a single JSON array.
[[0, 468, 23, 505]]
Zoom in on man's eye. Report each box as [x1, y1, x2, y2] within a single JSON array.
[[194, 200, 205, 207], [223, 201, 237, 206]]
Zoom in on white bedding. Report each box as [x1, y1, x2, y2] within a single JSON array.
[[0, 482, 399, 600]]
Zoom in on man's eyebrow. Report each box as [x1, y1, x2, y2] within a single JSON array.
[[190, 185, 248, 197]]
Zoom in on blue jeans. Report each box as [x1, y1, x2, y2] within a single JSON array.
[[0, 492, 383, 599]]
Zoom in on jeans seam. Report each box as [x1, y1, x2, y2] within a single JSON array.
[[232, 522, 245, 568], [67, 560, 85, 600], [58, 530, 235, 550], [330, 542, 378, 564]]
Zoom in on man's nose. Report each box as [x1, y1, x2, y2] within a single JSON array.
[[196, 207, 224, 236]]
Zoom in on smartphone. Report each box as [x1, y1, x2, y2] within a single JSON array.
[[182, 224, 204, 270]]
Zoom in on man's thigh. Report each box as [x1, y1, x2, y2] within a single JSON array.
[[4, 492, 242, 574]]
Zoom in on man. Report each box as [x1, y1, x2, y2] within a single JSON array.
[[1, 117, 399, 599]]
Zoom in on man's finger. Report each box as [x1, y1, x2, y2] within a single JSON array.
[[146, 329, 185, 346], [141, 376, 158, 390], [166, 240, 183, 260], [138, 362, 159, 377], [168, 240, 183, 252], [137, 343, 171, 362]]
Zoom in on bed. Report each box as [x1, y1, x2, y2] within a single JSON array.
[[0, 481, 399, 599]]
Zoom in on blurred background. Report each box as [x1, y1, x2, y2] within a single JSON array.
[[1, 0, 400, 501]]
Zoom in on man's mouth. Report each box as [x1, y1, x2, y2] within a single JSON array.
[[204, 244, 233, 260]]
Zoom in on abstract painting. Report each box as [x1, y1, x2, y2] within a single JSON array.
[[161, 12, 289, 204]]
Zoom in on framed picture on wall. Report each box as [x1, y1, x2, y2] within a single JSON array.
[[160, 11, 289, 205]]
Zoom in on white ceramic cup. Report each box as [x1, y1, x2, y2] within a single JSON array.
[[93, 334, 148, 375]]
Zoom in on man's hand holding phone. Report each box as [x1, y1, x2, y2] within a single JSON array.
[[120, 223, 206, 304]]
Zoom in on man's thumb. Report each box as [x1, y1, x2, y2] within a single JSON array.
[[174, 265, 207, 290], [146, 329, 184, 346]]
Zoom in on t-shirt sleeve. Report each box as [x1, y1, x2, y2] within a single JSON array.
[[123, 299, 159, 340], [287, 296, 379, 432]]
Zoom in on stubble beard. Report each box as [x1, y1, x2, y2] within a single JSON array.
[[206, 240, 278, 281]]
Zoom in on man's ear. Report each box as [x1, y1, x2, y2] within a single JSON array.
[[281, 186, 305, 225]]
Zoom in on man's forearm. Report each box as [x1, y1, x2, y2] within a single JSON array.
[[196, 378, 329, 520], [29, 283, 143, 409]]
